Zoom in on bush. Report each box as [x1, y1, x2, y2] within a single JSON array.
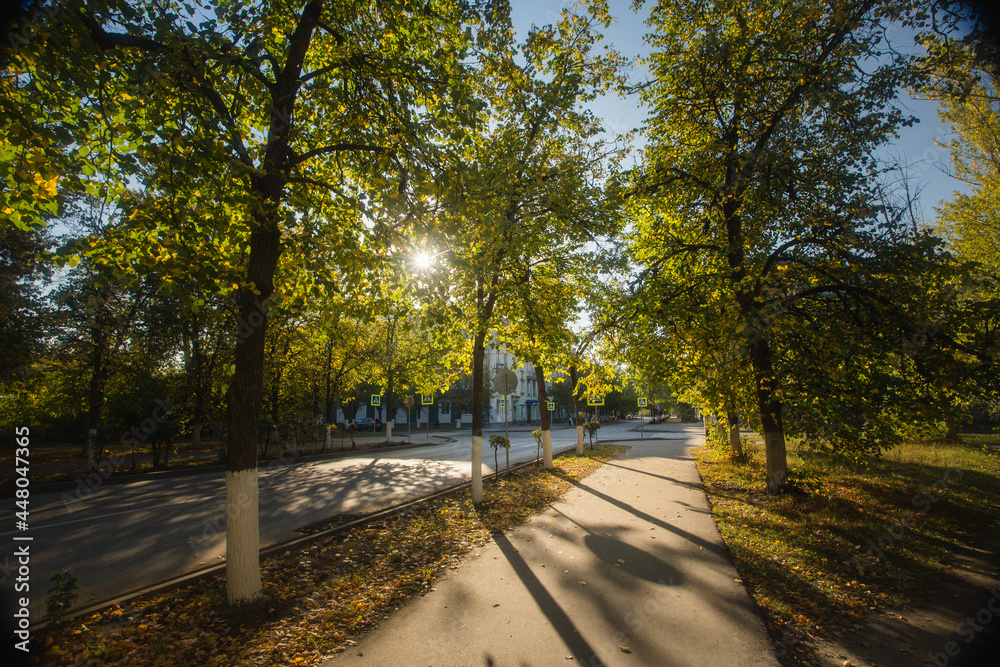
[[44, 569, 80, 624], [489, 434, 511, 473]]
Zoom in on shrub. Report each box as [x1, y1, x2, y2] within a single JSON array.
[[44, 569, 80, 624]]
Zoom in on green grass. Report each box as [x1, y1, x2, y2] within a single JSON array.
[[695, 434, 1000, 665]]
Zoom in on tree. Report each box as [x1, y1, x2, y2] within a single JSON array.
[[933, 70, 1000, 282], [7, 0, 487, 606], [909, 7, 1000, 428], [623, 0, 928, 493], [500, 249, 608, 468], [426, 8, 623, 501], [0, 223, 50, 385], [49, 261, 156, 469]]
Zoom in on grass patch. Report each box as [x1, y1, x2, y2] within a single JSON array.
[[695, 435, 1000, 665], [33, 444, 627, 666]]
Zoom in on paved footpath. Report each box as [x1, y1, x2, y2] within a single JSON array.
[[322, 424, 777, 667]]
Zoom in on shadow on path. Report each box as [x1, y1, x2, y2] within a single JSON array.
[[493, 532, 605, 665], [601, 460, 704, 492], [554, 472, 727, 558]]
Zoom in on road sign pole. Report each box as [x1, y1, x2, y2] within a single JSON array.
[[504, 372, 509, 444]]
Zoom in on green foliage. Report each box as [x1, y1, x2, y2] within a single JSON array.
[[583, 420, 600, 448], [418, 6, 626, 453], [44, 569, 81, 625], [488, 433, 511, 476], [677, 404, 699, 423], [488, 434, 511, 451], [707, 422, 729, 449], [4, 0, 496, 604], [612, 0, 988, 485], [0, 224, 51, 385]]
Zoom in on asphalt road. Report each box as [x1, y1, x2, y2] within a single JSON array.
[[6, 421, 646, 619]]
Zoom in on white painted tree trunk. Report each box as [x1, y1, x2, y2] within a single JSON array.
[[542, 430, 553, 469], [226, 469, 262, 605], [471, 434, 483, 502], [324, 425, 331, 451], [576, 425, 584, 455], [385, 420, 392, 443]]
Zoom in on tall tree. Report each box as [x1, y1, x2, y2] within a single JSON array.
[[7, 0, 486, 605], [624, 0, 926, 493], [428, 8, 622, 500]]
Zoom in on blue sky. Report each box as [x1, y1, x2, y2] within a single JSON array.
[[509, 0, 969, 224]]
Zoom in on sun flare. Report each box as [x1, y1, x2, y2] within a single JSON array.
[[414, 252, 433, 270]]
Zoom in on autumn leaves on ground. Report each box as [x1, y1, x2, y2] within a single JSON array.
[[32, 445, 626, 666], [696, 433, 1000, 666]]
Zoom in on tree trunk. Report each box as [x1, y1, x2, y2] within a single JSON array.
[[944, 418, 960, 442], [727, 410, 743, 458], [225, 199, 282, 604], [471, 328, 487, 503], [570, 365, 586, 455], [748, 337, 788, 494], [190, 321, 206, 450], [384, 373, 395, 444], [324, 337, 334, 427], [384, 317, 397, 444], [535, 364, 553, 469], [86, 326, 109, 471]]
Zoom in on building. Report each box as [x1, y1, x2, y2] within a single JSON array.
[[484, 340, 542, 424]]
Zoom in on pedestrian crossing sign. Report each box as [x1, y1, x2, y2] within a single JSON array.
[[638, 398, 648, 407], [547, 401, 555, 411], [587, 395, 605, 406], [371, 394, 381, 406], [421, 394, 434, 405]]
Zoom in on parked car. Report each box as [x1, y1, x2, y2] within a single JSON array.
[[353, 418, 378, 432]]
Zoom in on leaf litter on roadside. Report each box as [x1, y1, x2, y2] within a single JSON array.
[[35, 444, 627, 666]]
